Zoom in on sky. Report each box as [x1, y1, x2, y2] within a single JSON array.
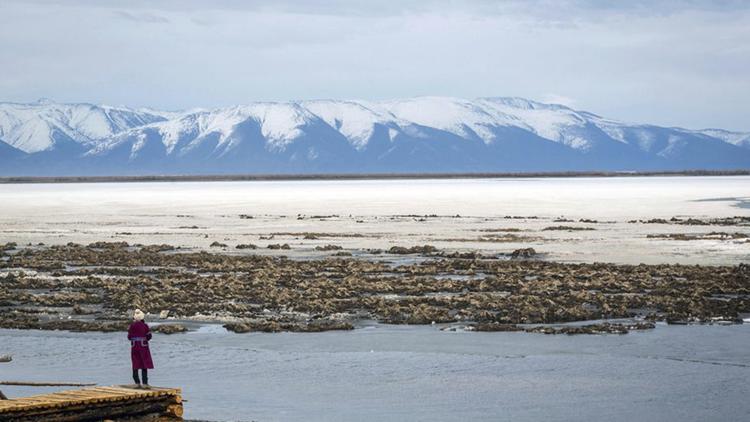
[[1, 0, 748, 131]]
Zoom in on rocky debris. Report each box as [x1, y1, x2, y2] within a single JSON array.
[[436, 251, 489, 260], [634, 218, 670, 224], [391, 214, 439, 218], [525, 323, 617, 335], [223, 318, 353, 333], [437, 234, 536, 243], [152, 324, 188, 334], [471, 323, 523, 332], [378, 303, 455, 325], [271, 232, 366, 238], [72, 304, 94, 315], [679, 218, 711, 226], [542, 226, 596, 231], [1, 242, 748, 334], [1, 242, 18, 252], [223, 322, 253, 333], [511, 248, 537, 259], [0, 355, 11, 363], [473, 321, 655, 334], [315, 244, 343, 251], [239, 214, 254, 219], [303, 319, 354, 332], [647, 232, 748, 241], [0, 313, 129, 332], [141, 244, 175, 253], [267, 243, 291, 250], [387, 245, 439, 255], [478, 234, 533, 243], [210, 241, 228, 248], [236, 243, 258, 249], [579, 219, 599, 224], [333, 251, 353, 257], [88, 241, 130, 249], [633, 216, 750, 226]]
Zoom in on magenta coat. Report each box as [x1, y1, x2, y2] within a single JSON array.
[[128, 320, 154, 370]]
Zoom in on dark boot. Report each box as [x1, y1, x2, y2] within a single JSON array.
[[132, 368, 141, 388]]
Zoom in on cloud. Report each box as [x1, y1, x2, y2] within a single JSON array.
[[113, 10, 169, 24], [0, 0, 748, 131], [17, 0, 750, 18]]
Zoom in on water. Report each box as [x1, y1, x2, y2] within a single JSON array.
[[1, 324, 749, 421], [0, 176, 749, 264]]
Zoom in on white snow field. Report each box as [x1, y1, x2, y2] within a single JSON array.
[[0, 176, 748, 265]]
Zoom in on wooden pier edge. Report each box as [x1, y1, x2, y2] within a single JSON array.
[[0, 385, 183, 421]]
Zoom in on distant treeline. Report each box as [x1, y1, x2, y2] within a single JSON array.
[[1, 169, 749, 184]]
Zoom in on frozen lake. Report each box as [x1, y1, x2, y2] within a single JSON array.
[[1, 176, 749, 421], [0, 176, 748, 264], [1, 323, 749, 422]]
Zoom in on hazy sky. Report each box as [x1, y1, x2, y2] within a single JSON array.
[[1, 0, 748, 131]]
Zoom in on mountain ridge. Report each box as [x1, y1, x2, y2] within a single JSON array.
[[1, 97, 748, 176]]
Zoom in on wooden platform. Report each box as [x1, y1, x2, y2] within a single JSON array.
[[0, 385, 183, 421]]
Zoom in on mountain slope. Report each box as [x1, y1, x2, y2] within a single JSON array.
[[0, 97, 748, 176], [0, 100, 167, 153]]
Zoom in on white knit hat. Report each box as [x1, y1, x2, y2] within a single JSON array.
[[133, 309, 145, 321]]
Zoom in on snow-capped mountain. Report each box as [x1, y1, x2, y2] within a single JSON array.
[[1, 97, 748, 175], [0, 99, 168, 154]]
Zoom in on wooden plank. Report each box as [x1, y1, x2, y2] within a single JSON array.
[[20, 396, 73, 404], [92, 386, 147, 397], [86, 387, 131, 396], [166, 403, 184, 418], [0, 385, 183, 420], [5, 398, 52, 405], [49, 392, 93, 399], [0, 381, 96, 387]]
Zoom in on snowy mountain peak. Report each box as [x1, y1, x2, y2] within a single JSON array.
[[0, 97, 748, 175], [481, 97, 551, 110], [0, 100, 166, 153]]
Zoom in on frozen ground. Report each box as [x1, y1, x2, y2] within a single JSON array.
[[0, 176, 748, 264], [1, 323, 749, 422]]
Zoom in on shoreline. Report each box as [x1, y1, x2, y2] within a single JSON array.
[[1, 169, 749, 184]]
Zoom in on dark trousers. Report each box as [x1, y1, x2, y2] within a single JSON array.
[[132, 368, 148, 385]]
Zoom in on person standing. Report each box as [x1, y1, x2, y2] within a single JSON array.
[[128, 309, 154, 388]]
